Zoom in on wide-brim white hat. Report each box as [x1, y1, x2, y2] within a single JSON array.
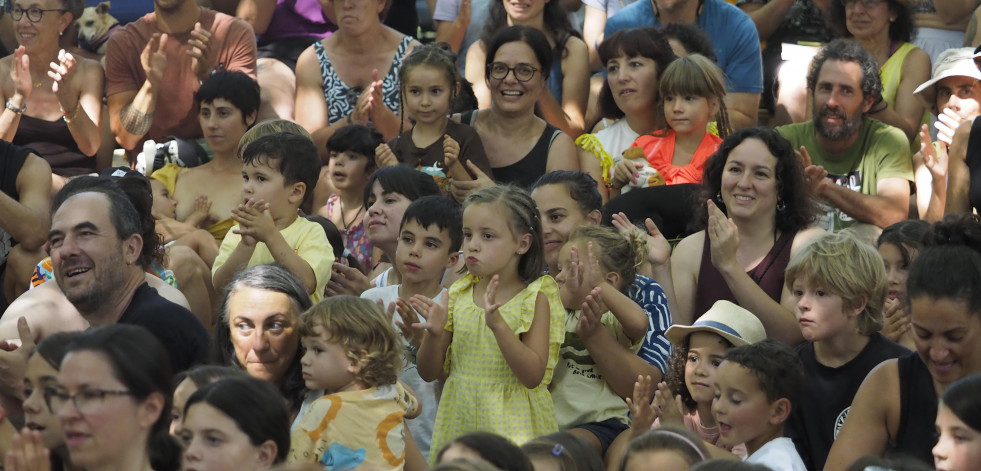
[[913, 47, 981, 113], [665, 300, 767, 348]]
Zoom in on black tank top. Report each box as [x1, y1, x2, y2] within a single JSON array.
[[463, 110, 561, 188], [892, 352, 937, 466], [964, 115, 981, 214]]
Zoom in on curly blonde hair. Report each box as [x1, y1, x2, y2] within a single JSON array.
[[299, 296, 402, 388]]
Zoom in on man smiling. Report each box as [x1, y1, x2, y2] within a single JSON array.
[[777, 39, 912, 233]]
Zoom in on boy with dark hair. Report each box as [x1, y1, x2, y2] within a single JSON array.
[[212, 133, 333, 301], [361, 195, 462, 459], [713, 339, 806, 471]]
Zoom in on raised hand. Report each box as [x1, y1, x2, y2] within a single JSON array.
[[936, 106, 968, 146], [410, 291, 450, 336], [325, 262, 373, 297], [141, 33, 168, 89], [625, 375, 658, 438], [374, 143, 398, 168], [443, 134, 461, 169], [394, 297, 424, 348], [188, 22, 215, 81], [706, 200, 739, 274], [10, 46, 31, 103], [881, 297, 909, 343], [921, 123, 948, 181], [449, 160, 494, 202], [0, 318, 37, 399], [611, 212, 670, 267], [4, 429, 51, 471], [483, 275, 507, 330], [652, 381, 686, 426], [575, 287, 606, 340], [47, 49, 77, 109], [186, 195, 213, 228]]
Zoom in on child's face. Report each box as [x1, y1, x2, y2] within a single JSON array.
[[403, 65, 453, 126], [22, 354, 63, 450], [171, 377, 198, 436], [199, 98, 252, 156], [396, 219, 458, 286], [531, 183, 594, 269], [299, 325, 360, 393], [462, 202, 531, 278], [623, 450, 692, 471], [712, 360, 780, 453], [180, 402, 275, 471], [934, 402, 981, 471], [242, 158, 301, 219], [879, 242, 912, 302], [150, 179, 177, 219], [685, 331, 729, 406], [365, 181, 412, 249], [791, 279, 860, 343], [328, 150, 372, 194], [664, 94, 716, 134]]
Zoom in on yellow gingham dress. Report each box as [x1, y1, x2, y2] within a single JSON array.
[[429, 274, 566, 459]]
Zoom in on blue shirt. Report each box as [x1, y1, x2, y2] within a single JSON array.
[[604, 0, 764, 94], [629, 275, 672, 375]]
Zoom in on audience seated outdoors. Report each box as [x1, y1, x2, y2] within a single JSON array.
[[6, 3, 981, 469]]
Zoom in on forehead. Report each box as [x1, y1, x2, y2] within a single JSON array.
[[532, 183, 577, 210], [937, 76, 981, 91], [52, 192, 115, 232], [401, 218, 450, 239], [405, 65, 450, 84], [726, 138, 777, 168], [688, 331, 728, 351], [227, 286, 296, 320], [493, 41, 540, 66], [201, 97, 243, 112], [716, 360, 760, 390], [26, 353, 58, 379], [59, 351, 120, 387], [817, 59, 864, 89]]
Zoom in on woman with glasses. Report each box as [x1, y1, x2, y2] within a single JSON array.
[[0, 0, 104, 187], [464, 0, 589, 138], [452, 26, 578, 192], [53, 324, 181, 471], [5, 332, 81, 471], [829, 0, 930, 147]]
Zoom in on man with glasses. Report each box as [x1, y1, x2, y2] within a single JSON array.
[[604, 0, 764, 130], [777, 39, 913, 233], [104, 0, 256, 154]]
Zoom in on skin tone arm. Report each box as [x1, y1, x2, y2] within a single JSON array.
[[868, 49, 931, 143], [823, 360, 901, 471], [936, 0, 981, 27], [236, 0, 277, 35], [577, 146, 610, 203], [583, 5, 607, 72], [0, 154, 50, 250], [536, 38, 589, 138], [812, 175, 911, 228], [109, 33, 168, 150], [704, 201, 809, 345], [914, 124, 948, 222], [669, 233, 702, 326], [434, 0, 471, 52], [569, 243, 647, 341], [410, 291, 454, 383], [485, 277, 552, 388], [945, 119, 972, 215], [466, 42, 491, 109], [738, 0, 795, 41], [725, 92, 760, 130], [546, 133, 581, 173], [578, 292, 663, 398], [50, 52, 104, 156]]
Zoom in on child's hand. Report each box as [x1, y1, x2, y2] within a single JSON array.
[[611, 159, 644, 190], [410, 291, 450, 337], [443, 134, 461, 169], [394, 297, 425, 348], [706, 200, 739, 274], [185, 195, 213, 228], [375, 143, 398, 169], [325, 262, 372, 297], [881, 297, 910, 343], [232, 199, 275, 244], [483, 275, 507, 331], [611, 212, 671, 267], [4, 428, 51, 471], [625, 375, 658, 438], [580, 241, 604, 289], [653, 381, 686, 426], [575, 287, 606, 340]]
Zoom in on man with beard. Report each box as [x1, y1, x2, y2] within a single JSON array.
[[105, 0, 256, 152], [777, 39, 912, 233], [46, 177, 210, 371]]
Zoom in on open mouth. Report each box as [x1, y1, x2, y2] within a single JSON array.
[[65, 267, 91, 278]]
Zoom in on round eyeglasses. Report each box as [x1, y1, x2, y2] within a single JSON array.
[[10, 6, 66, 23], [487, 62, 539, 82]]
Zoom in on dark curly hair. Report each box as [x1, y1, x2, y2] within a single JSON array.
[[597, 27, 676, 120], [829, 0, 914, 44], [665, 333, 734, 413], [695, 127, 816, 232], [806, 39, 883, 103], [907, 214, 981, 315]]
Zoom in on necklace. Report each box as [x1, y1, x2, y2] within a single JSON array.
[[339, 199, 365, 231]]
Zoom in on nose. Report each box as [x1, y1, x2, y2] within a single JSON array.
[[947, 94, 962, 112], [711, 396, 725, 416], [673, 99, 685, 113], [252, 328, 270, 354], [300, 348, 312, 366], [933, 435, 948, 464], [22, 389, 41, 414], [929, 341, 951, 362], [184, 437, 203, 462], [796, 293, 810, 312]]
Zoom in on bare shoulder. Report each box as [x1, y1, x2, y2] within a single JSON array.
[[672, 230, 705, 270], [0, 282, 86, 341], [790, 225, 825, 252]]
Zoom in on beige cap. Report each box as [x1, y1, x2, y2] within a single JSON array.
[[665, 300, 767, 348], [913, 47, 981, 114]]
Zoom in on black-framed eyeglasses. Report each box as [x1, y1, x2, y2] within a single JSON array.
[[10, 5, 65, 22], [839, 0, 883, 8], [46, 388, 132, 414], [487, 62, 539, 82]]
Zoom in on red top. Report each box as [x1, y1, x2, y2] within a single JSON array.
[[631, 130, 722, 185]]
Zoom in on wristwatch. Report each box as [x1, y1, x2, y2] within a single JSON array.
[[5, 99, 26, 114]]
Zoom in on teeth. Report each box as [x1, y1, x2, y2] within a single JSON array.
[[501, 91, 522, 96], [67, 268, 89, 277]]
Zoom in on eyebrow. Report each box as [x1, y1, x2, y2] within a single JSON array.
[[49, 221, 98, 239]]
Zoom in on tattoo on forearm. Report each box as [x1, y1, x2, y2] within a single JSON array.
[[121, 104, 154, 136]]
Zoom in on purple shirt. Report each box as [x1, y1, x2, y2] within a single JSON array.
[[259, 0, 333, 43]]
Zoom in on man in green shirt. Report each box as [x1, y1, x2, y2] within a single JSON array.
[[777, 39, 912, 233]]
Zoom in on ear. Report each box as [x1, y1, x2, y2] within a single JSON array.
[[516, 232, 533, 255], [122, 233, 143, 266], [444, 251, 460, 269], [138, 391, 165, 429], [861, 93, 875, 114], [768, 397, 792, 425], [347, 350, 368, 374], [256, 440, 278, 467], [847, 295, 868, 319], [709, 97, 721, 117], [97, 2, 111, 15], [288, 182, 306, 206], [586, 209, 602, 226], [604, 270, 620, 288], [246, 110, 258, 128]]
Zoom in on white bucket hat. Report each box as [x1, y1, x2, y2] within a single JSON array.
[[665, 300, 767, 348], [913, 47, 981, 114]]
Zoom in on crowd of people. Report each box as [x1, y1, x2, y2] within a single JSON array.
[[0, 0, 978, 470]]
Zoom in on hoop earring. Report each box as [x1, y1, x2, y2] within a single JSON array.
[[776, 198, 787, 212], [715, 192, 723, 204]]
